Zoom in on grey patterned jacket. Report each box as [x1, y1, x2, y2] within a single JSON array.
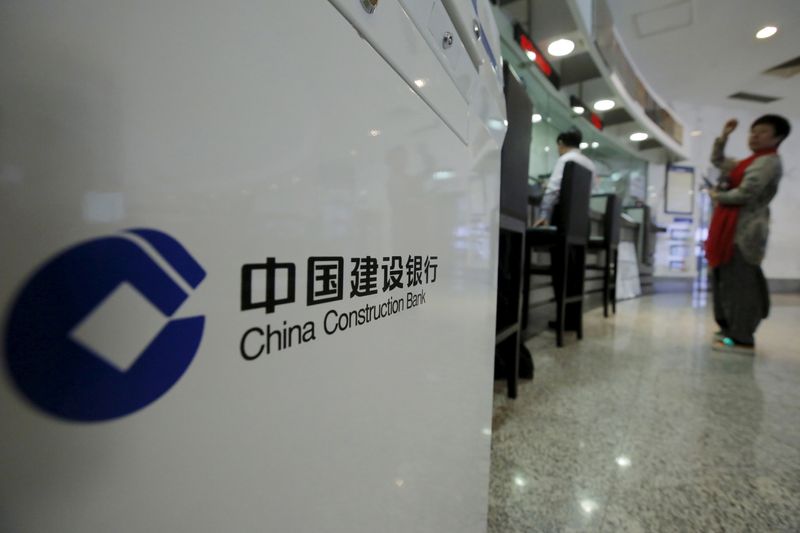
[[711, 137, 783, 265]]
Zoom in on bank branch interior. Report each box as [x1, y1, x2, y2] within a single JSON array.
[[1, 0, 800, 532]]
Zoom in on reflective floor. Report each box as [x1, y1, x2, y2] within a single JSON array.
[[489, 292, 800, 533]]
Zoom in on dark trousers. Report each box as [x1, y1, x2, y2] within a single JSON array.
[[712, 247, 770, 345]]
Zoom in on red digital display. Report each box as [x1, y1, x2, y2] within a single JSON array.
[[590, 113, 604, 130], [517, 34, 552, 76], [514, 24, 560, 89]]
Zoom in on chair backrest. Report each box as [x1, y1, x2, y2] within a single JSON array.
[[603, 194, 622, 245], [556, 161, 592, 245], [499, 63, 533, 222]]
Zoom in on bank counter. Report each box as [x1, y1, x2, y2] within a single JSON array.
[[523, 203, 653, 338]]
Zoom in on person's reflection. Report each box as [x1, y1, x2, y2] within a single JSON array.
[[385, 144, 443, 250]]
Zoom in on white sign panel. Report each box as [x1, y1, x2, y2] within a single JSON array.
[[0, 2, 504, 532], [665, 165, 695, 215]]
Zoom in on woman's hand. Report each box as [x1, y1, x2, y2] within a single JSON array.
[[721, 119, 738, 139], [709, 188, 720, 207]]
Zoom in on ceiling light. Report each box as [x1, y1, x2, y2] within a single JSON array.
[[579, 142, 589, 149], [593, 99, 616, 111], [630, 132, 648, 142], [532, 113, 542, 123], [591, 142, 599, 148], [690, 130, 702, 137], [572, 106, 585, 115], [525, 50, 537, 62], [369, 129, 381, 137], [544, 146, 550, 152], [756, 26, 777, 39], [413, 79, 426, 88], [547, 38, 575, 57]]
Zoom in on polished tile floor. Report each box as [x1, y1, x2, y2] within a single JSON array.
[[489, 292, 800, 533]]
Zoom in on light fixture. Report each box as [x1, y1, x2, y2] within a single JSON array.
[[513, 476, 527, 487], [547, 38, 575, 57], [413, 79, 426, 88], [579, 142, 589, 149], [544, 146, 551, 152], [616, 456, 632, 467], [369, 129, 381, 137], [690, 130, 702, 137], [532, 113, 542, 123], [630, 132, 648, 142], [591, 141, 599, 149], [569, 95, 586, 116], [593, 99, 615, 111], [525, 50, 537, 62], [756, 26, 777, 39], [503, 119, 509, 127]]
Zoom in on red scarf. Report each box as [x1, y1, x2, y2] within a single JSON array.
[[705, 148, 777, 268]]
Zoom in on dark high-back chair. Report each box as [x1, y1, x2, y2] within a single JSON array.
[[523, 162, 592, 347], [588, 194, 621, 317]]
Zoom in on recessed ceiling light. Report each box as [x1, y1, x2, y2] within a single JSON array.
[[547, 38, 575, 57], [532, 113, 542, 123], [525, 50, 537, 62], [591, 142, 599, 148], [756, 26, 777, 39], [630, 132, 648, 142], [369, 129, 381, 137], [593, 99, 616, 111], [544, 146, 550, 152], [690, 130, 702, 137], [413, 79, 426, 88], [572, 106, 585, 115], [579, 142, 589, 149]]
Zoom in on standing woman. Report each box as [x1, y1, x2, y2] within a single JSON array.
[[706, 114, 790, 353]]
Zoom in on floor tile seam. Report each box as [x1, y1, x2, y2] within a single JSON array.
[[595, 470, 621, 533], [591, 377, 643, 533], [613, 463, 777, 488], [593, 352, 668, 531]]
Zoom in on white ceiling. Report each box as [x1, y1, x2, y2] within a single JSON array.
[[606, 0, 800, 117]]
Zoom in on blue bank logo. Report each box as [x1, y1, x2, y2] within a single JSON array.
[[4, 229, 206, 422]]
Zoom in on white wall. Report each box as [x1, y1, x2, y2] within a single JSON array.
[[663, 102, 800, 280]]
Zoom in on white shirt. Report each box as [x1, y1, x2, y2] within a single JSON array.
[[539, 149, 597, 222]]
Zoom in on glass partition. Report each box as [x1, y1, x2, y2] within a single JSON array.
[[502, 42, 650, 213]]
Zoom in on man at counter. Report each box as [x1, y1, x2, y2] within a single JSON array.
[[534, 129, 597, 227]]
